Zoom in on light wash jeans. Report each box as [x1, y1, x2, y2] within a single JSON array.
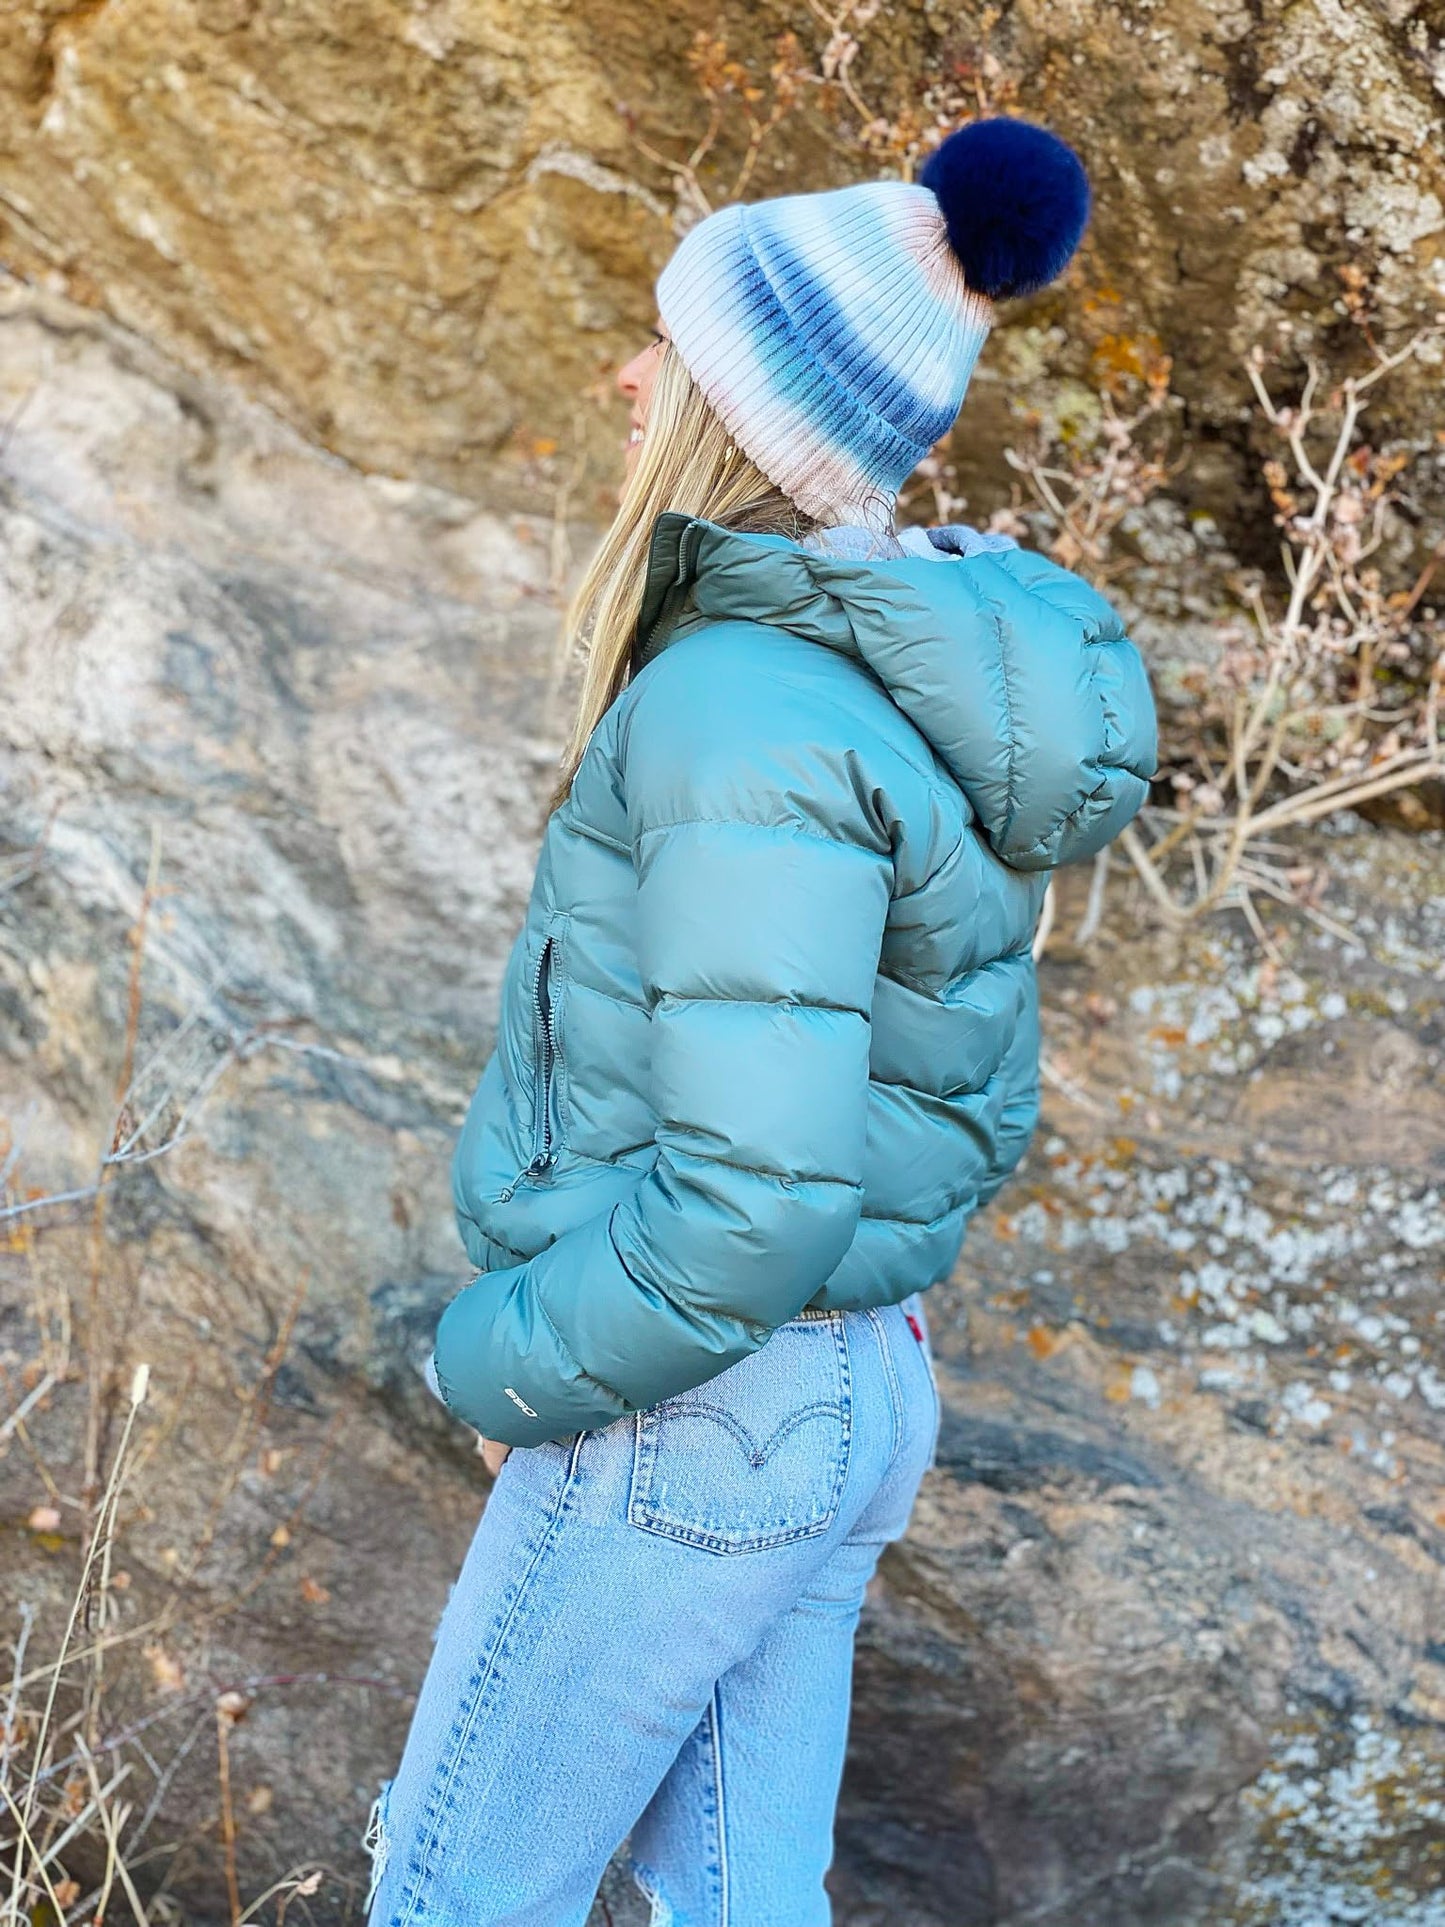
[[366, 1297, 940, 1927]]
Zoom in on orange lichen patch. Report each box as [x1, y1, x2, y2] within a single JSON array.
[[1088, 331, 1172, 401], [1104, 1367, 1134, 1403], [1042, 1194, 1071, 1218], [1, 1183, 44, 1254], [1027, 1325, 1067, 1361]]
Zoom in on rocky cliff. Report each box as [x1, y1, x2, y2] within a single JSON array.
[[3, 282, 1445, 1926], [2, 0, 1442, 537], [3, 2, 1445, 1919]]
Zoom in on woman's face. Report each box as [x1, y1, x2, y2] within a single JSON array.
[[615, 320, 668, 494]]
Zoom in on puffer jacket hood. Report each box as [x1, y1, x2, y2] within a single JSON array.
[[435, 513, 1157, 1447], [636, 511, 1156, 872]]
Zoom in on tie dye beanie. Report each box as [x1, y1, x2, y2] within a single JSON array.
[[655, 118, 1090, 528]]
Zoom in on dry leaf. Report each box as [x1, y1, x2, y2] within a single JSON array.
[[144, 1642, 186, 1694], [299, 1575, 331, 1605], [246, 1784, 274, 1816], [270, 1523, 291, 1548], [54, 1878, 81, 1907]]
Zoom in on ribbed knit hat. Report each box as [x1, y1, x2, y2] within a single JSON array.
[[656, 118, 1090, 528]]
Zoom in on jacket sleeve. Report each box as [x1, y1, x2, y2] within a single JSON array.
[[432, 624, 894, 1445]]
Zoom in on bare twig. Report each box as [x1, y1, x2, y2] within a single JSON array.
[[0, 803, 59, 895], [1073, 848, 1112, 948], [215, 1697, 244, 1927], [0, 1371, 58, 1448], [1031, 880, 1057, 962], [77, 1742, 147, 1927], [1017, 324, 1444, 934]]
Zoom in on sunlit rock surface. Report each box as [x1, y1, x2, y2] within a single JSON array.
[[2, 286, 1444, 1926], [1, 0, 1441, 535]]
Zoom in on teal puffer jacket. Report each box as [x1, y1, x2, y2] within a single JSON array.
[[436, 512, 1156, 1444]]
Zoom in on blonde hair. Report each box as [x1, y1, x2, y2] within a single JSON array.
[[554, 346, 817, 804]]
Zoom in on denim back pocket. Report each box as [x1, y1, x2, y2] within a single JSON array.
[[628, 1318, 853, 1555]]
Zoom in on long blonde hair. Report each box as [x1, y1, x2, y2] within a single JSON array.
[[554, 346, 816, 804]]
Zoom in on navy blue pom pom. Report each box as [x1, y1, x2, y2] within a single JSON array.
[[919, 118, 1090, 301]]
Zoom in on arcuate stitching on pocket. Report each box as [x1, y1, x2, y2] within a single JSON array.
[[651, 1397, 843, 1467], [628, 1321, 852, 1555]]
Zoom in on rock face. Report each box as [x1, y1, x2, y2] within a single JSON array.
[[841, 868, 1445, 1924], [4, 283, 1445, 1926], [0, 0, 1442, 538]]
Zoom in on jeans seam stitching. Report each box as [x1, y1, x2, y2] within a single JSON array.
[[869, 1307, 905, 1469], [709, 1685, 731, 1927], [390, 1435, 585, 1927]]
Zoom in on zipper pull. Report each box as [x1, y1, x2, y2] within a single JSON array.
[[497, 1150, 556, 1205]]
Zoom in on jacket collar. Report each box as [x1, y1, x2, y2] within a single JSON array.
[[634, 512, 707, 669]]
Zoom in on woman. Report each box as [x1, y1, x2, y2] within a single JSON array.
[[367, 118, 1156, 1927]]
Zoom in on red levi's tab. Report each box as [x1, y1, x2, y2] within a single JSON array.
[[905, 1311, 925, 1343]]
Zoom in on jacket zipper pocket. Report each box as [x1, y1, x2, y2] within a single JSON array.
[[499, 935, 561, 1203]]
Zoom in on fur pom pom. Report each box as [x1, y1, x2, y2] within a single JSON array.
[[919, 118, 1090, 301]]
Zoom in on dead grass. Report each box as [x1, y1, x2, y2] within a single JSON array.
[[0, 861, 365, 1927]]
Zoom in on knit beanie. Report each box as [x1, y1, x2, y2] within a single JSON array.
[[656, 118, 1090, 527]]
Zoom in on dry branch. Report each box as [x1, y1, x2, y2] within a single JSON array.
[[1014, 325, 1445, 934]]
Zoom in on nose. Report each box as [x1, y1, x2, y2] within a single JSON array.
[[616, 346, 648, 402]]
